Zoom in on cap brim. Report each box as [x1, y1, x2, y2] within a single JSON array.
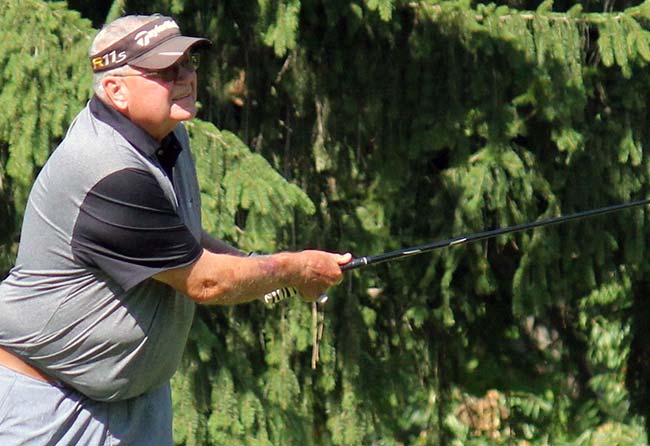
[[128, 36, 211, 70]]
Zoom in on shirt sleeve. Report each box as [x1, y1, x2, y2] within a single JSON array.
[[71, 167, 203, 291]]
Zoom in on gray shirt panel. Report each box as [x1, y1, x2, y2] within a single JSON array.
[[0, 103, 201, 401]]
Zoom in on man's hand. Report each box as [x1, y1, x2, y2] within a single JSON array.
[[283, 251, 352, 301]]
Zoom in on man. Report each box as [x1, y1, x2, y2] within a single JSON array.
[[0, 14, 350, 445]]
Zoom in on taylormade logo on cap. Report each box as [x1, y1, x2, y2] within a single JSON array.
[[134, 20, 179, 48]]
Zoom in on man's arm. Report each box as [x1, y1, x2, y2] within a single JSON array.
[[153, 249, 351, 305]]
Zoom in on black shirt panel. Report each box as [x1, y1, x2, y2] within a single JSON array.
[[158, 134, 183, 181], [71, 167, 203, 291]]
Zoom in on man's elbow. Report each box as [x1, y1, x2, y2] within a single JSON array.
[[185, 279, 234, 305]]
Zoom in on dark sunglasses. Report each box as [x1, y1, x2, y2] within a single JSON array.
[[141, 53, 200, 82], [112, 53, 200, 83]]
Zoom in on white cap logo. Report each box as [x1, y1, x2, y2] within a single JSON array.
[[134, 20, 179, 47]]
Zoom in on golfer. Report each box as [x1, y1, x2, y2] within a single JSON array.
[[0, 14, 350, 445]]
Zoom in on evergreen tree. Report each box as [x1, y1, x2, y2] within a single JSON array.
[[142, 1, 650, 444], [0, 0, 93, 275], [6, 1, 650, 445]]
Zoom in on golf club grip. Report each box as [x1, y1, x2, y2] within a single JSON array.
[[341, 257, 370, 272], [262, 287, 297, 304], [262, 287, 328, 305]]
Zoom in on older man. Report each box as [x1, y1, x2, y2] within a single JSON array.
[[0, 14, 349, 445]]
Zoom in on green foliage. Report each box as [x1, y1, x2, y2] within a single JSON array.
[[365, 0, 395, 21], [105, 0, 127, 23], [158, 1, 650, 444], [186, 119, 315, 252], [259, 0, 302, 57], [0, 0, 93, 273], [7, 1, 650, 446]]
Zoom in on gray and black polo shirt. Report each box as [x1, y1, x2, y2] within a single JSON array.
[[0, 96, 204, 401]]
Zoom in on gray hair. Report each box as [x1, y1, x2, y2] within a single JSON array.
[[90, 15, 158, 99]]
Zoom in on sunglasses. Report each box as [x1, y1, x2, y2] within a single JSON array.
[[142, 53, 200, 82], [113, 53, 200, 83]]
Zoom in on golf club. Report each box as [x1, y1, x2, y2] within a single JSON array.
[[264, 197, 650, 305], [341, 197, 650, 272]]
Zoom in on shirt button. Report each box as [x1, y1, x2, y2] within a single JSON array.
[[157, 150, 164, 156]]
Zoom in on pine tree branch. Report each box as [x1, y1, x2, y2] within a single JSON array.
[[412, 1, 650, 25], [105, 0, 127, 26]]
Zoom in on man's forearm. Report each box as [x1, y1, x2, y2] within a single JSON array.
[[154, 249, 350, 305]]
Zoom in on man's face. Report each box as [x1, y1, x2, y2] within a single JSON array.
[[106, 53, 199, 141]]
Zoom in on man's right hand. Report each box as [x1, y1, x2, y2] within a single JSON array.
[[281, 250, 352, 301]]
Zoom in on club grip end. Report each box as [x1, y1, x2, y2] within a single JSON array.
[[341, 257, 368, 272]]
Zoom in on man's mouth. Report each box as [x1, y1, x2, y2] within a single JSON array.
[[172, 91, 192, 101]]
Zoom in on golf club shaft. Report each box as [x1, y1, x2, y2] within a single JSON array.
[[342, 197, 650, 272]]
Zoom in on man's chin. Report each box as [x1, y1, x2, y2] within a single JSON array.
[[170, 102, 197, 121]]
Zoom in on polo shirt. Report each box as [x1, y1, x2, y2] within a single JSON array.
[[0, 96, 203, 401]]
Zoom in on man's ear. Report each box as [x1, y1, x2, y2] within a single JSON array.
[[101, 77, 129, 112]]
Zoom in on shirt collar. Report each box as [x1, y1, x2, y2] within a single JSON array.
[[89, 95, 176, 158]]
